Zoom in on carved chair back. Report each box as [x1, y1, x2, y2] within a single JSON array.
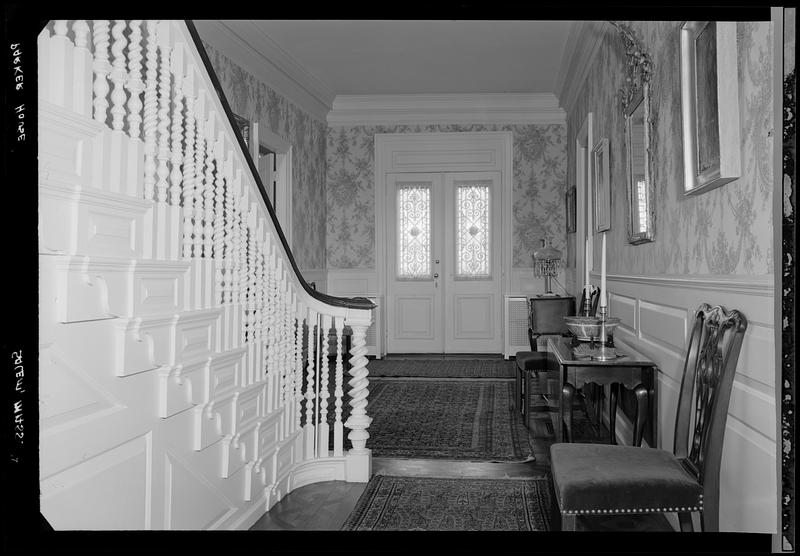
[[672, 304, 747, 492], [578, 287, 600, 316]]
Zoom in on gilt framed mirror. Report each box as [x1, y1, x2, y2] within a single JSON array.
[[625, 85, 654, 244], [611, 21, 655, 245]]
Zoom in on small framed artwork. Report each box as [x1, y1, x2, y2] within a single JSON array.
[[592, 138, 611, 232], [232, 113, 251, 148], [566, 186, 576, 233], [680, 21, 741, 195]]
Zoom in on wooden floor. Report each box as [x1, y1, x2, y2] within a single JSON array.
[[250, 455, 674, 531], [250, 364, 674, 532]]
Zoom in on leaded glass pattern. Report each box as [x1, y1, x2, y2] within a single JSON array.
[[456, 182, 491, 279], [397, 184, 431, 279]]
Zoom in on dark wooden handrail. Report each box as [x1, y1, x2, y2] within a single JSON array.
[[185, 20, 375, 312]]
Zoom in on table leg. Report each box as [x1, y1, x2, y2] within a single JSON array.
[[633, 383, 649, 447], [562, 382, 576, 443], [525, 371, 533, 428], [609, 383, 619, 445]]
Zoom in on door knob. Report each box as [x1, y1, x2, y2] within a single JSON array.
[[433, 273, 439, 278], [435, 259, 440, 264]]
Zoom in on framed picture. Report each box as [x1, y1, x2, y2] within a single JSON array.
[[592, 138, 611, 233], [565, 186, 576, 233], [680, 21, 741, 195], [232, 113, 252, 150]]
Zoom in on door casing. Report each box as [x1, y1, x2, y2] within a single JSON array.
[[375, 132, 513, 354]]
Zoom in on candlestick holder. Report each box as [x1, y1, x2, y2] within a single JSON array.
[[592, 305, 619, 360]]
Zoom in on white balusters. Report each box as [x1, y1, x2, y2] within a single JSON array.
[[92, 20, 111, 125], [169, 45, 184, 207], [203, 117, 216, 261], [181, 71, 196, 260], [74, 20, 90, 48], [222, 146, 235, 306], [304, 309, 317, 457], [333, 318, 345, 456], [125, 21, 144, 140], [344, 322, 372, 455], [247, 206, 257, 346], [155, 23, 171, 204], [295, 306, 305, 433], [109, 20, 128, 132], [142, 20, 158, 202], [193, 92, 206, 259], [71, 20, 92, 117], [317, 315, 332, 457], [54, 20, 68, 37], [213, 131, 226, 306]]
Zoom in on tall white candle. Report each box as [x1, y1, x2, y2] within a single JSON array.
[[584, 238, 590, 285], [600, 232, 607, 307]]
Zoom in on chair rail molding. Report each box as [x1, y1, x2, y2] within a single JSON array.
[[592, 269, 777, 533], [192, 20, 334, 122], [327, 93, 566, 127]]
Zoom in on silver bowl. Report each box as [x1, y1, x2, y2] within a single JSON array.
[[563, 315, 621, 341]]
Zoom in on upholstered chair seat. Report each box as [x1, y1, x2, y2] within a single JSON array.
[[549, 304, 747, 532], [550, 443, 703, 516]]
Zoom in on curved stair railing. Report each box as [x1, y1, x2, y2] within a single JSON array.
[[38, 20, 375, 528]]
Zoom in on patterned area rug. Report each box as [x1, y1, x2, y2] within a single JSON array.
[[363, 379, 534, 461], [366, 357, 515, 378], [342, 475, 552, 531]]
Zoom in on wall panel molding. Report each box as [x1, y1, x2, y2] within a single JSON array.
[[600, 271, 777, 533]]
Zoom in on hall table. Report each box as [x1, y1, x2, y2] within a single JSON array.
[[545, 335, 658, 446]]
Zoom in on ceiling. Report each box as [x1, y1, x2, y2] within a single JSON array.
[[223, 20, 574, 97]]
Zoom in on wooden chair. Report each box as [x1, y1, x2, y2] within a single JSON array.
[[549, 303, 747, 532], [515, 289, 599, 420]]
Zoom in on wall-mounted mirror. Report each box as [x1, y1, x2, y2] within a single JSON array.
[[611, 21, 655, 245], [625, 85, 654, 244]]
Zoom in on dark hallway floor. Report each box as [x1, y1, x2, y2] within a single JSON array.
[[251, 356, 673, 532]]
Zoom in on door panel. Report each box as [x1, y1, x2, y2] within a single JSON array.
[[443, 172, 502, 352], [386, 173, 443, 352], [386, 171, 502, 354]]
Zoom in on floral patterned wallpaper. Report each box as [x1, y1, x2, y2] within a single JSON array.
[[567, 21, 774, 278], [326, 124, 567, 269], [201, 42, 328, 270]]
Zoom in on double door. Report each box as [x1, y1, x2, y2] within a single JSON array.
[[386, 172, 502, 353]]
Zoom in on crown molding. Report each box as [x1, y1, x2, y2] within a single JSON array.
[[192, 20, 335, 123], [327, 93, 566, 127], [555, 21, 608, 117]]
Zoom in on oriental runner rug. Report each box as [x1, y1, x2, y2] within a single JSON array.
[[341, 475, 552, 531], [365, 357, 516, 378], [362, 379, 535, 461]]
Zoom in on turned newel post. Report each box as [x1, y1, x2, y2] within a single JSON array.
[[343, 310, 373, 481]]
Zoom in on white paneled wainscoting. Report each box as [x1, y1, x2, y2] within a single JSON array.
[[597, 272, 777, 533]]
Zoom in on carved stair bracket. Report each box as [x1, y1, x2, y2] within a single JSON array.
[[158, 357, 209, 418]]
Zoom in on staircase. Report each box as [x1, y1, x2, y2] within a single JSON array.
[[38, 20, 375, 530]]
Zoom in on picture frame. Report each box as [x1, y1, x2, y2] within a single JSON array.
[[680, 21, 741, 195], [565, 186, 576, 233], [232, 113, 252, 150], [592, 138, 611, 233]]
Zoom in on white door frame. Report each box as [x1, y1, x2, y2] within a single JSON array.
[[575, 113, 593, 292], [375, 131, 513, 353], [252, 122, 293, 248]]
